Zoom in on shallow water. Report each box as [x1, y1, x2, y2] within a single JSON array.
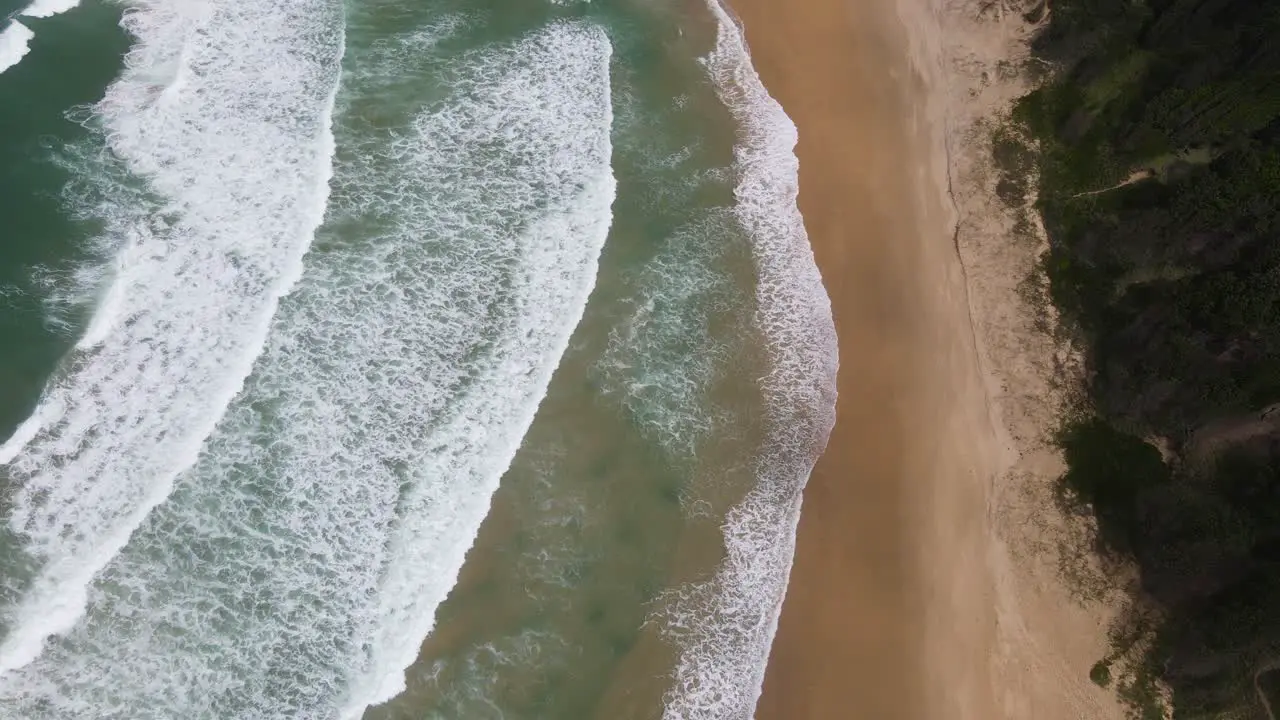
[[0, 0, 835, 716]]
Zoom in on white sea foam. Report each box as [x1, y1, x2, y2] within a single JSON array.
[[0, 0, 344, 676], [660, 2, 838, 718], [0, 20, 614, 720], [0, 21, 33, 75], [20, 0, 80, 19], [0, 0, 92, 78], [339, 27, 612, 712]]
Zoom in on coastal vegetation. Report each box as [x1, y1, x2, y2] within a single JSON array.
[[1009, 0, 1280, 716]]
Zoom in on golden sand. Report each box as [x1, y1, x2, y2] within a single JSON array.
[[731, 0, 1133, 717]]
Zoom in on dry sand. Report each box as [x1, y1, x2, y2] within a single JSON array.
[[728, 0, 1134, 717]]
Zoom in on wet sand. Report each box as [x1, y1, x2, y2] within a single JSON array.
[[727, 0, 1005, 717]]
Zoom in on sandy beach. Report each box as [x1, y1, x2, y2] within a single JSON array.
[[731, 0, 1134, 717]]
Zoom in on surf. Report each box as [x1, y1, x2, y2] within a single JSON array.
[[0, 20, 33, 75], [0, 17, 615, 719], [0, 0, 94, 77], [20, 0, 83, 18], [658, 2, 839, 718], [0, 0, 345, 676]]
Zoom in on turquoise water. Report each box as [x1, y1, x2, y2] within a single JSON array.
[[0, 0, 836, 717]]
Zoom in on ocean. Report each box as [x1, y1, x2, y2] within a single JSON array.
[[0, 0, 836, 716]]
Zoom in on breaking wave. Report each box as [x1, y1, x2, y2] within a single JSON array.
[[0, 17, 614, 720], [659, 3, 838, 718]]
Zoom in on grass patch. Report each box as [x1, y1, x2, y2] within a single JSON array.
[[1057, 417, 1171, 555], [1083, 51, 1151, 111], [1091, 658, 1114, 687], [992, 124, 1039, 207]]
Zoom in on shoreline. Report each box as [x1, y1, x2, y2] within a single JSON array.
[[727, 0, 1002, 715], [731, 0, 1132, 717]]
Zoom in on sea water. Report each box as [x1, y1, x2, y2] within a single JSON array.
[[0, 0, 835, 717]]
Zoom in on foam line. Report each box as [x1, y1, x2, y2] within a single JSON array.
[[659, 2, 839, 718], [0, 0, 345, 674], [0, 20, 614, 720]]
